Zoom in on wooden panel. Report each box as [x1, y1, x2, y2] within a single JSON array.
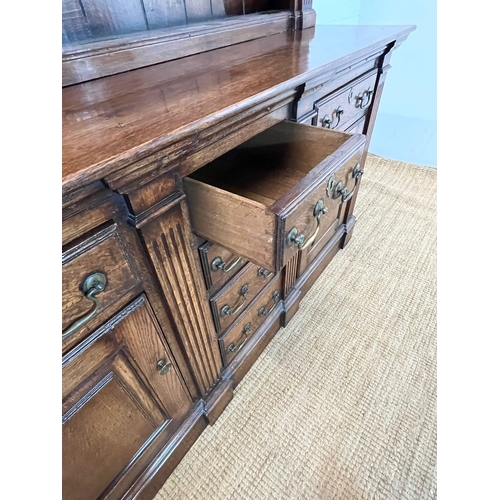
[[63, 372, 158, 500], [62, 25, 416, 189], [138, 197, 223, 396], [185, 0, 213, 22], [210, 262, 274, 333], [143, 0, 187, 29], [212, 0, 244, 16], [346, 115, 367, 135], [62, 12, 292, 87], [62, 184, 119, 246], [62, 0, 91, 43], [80, 0, 148, 39], [62, 295, 192, 500], [244, 0, 268, 13]]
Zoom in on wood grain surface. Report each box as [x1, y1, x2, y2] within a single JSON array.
[[62, 295, 192, 500], [138, 198, 223, 396], [62, 25, 415, 195]]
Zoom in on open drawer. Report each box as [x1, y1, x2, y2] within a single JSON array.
[[184, 121, 365, 273]]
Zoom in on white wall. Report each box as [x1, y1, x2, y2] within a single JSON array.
[[314, 0, 436, 167]]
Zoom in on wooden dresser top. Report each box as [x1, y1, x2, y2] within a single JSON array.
[[62, 24, 414, 195]]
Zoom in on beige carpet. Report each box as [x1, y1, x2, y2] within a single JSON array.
[[155, 154, 437, 500]]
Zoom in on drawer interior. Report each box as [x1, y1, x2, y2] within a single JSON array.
[[185, 121, 364, 271], [188, 121, 353, 208]]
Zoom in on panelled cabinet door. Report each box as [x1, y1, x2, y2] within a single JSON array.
[[62, 294, 192, 500]]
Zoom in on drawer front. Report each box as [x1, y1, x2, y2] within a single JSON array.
[[210, 262, 274, 334], [62, 295, 192, 500], [220, 275, 282, 366], [314, 70, 378, 132], [281, 148, 364, 267], [62, 223, 141, 348], [199, 240, 248, 294]]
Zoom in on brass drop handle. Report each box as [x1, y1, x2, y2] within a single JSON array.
[[360, 88, 373, 109], [321, 107, 344, 129], [220, 284, 249, 317], [326, 163, 364, 203], [331, 182, 355, 203], [321, 115, 333, 128], [211, 256, 241, 273], [355, 88, 373, 109], [286, 200, 328, 251], [257, 268, 271, 278], [156, 359, 172, 375], [227, 323, 252, 354], [258, 290, 280, 317], [62, 272, 107, 341], [352, 163, 364, 179]]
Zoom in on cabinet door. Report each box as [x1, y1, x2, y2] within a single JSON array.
[[62, 295, 192, 500]]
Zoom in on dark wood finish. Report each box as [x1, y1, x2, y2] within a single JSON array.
[[282, 287, 301, 326], [131, 402, 207, 500], [62, 295, 192, 500], [138, 197, 223, 396], [63, 0, 92, 43], [210, 262, 274, 333], [62, 186, 203, 399], [62, 0, 267, 46], [63, 12, 292, 86], [61, 0, 286, 44], [62, 20, 414, 499], [222, 302, 284, 387], [295, 149, 361, 277], [81, 0, 148, 39], [219, 274, 282, 365], [198, 241, 248, 294], [185, 0, 213, 22], [62, 25, 415, 195], [62, 223, 143, 350], [185, 121, 365, 271], [62, 183, 120, 246], [244, 0, 268, 13], [312, 69, 378, 131]]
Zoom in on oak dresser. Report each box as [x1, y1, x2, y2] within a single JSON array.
[[62, 2, 414, 498]]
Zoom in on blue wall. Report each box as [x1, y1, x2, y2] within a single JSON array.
[[314, 0, 436, 167]]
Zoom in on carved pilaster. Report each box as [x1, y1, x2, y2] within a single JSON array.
[[138, 195, 222, 397], [283, 252, 299, 298]]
